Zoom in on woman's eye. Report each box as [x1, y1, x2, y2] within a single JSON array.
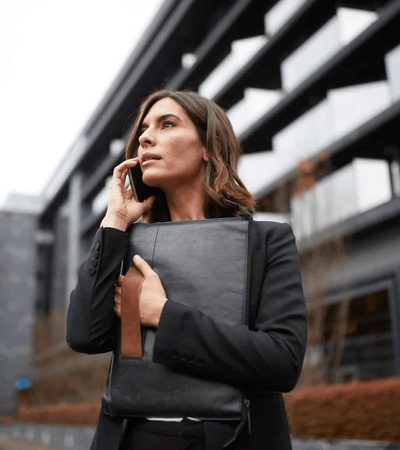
[[162, 121, 175, 129]]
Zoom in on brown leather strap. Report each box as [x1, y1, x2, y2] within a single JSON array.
[[121, 267, 144, 357]]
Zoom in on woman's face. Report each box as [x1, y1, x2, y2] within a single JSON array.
[[137, 97, 208, 191]]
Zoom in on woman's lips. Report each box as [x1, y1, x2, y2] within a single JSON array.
[[141, 158, 159, 167], [140, 153, 161, 166]]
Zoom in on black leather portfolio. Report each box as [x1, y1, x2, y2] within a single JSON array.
[[102, 215, 251, 420]]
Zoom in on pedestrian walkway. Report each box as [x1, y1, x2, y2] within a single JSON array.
[[2, 424, 400, 450], [0, 424, 94, 450], [0, 436, 61, 450]]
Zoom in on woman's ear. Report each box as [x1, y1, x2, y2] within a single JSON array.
[[202, 150, 209, 162]]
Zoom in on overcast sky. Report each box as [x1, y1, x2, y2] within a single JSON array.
[[0, 0, 164, 207]]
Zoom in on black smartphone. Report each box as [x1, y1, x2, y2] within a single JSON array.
[[128, 164, 160, 202]]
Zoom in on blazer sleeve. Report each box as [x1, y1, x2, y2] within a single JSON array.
[[153, 222, 307, 392], [66, 227, 129, 354]]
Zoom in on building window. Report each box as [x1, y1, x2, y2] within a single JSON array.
[[305, 289, 395, 385]]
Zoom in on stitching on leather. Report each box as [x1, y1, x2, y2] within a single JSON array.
[[151, 224, 160, 268]]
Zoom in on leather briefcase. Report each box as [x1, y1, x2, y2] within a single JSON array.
[[102, 214, 252, 420]]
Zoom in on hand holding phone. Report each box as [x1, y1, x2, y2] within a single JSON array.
[[128, 163, 160, 202]]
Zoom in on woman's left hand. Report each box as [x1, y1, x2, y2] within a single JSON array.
[[114, 275, 123, 318], [133, 255, 168, 328], [114, 256, 167, 326]]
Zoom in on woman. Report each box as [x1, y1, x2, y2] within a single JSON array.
[[66, 90, 307, 450]]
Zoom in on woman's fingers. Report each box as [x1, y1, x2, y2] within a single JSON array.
[[136, 195, 156, 213], [109, 159, 139, 198], [133, 255, 154, 277], [114, 275, 124, 318], [133, 255, 167, 328], [124, 185, 134, 200], [113, 158, 139, 176], [111, 160, 137, 194], [101, 159, 155, 230]]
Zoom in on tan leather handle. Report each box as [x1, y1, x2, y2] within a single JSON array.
[[121, 267, 144, 357]]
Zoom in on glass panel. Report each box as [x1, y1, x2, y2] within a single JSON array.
[[281, 8, 377, 91], [385, 43, 400, 102], [281, 16, 341, 91], [227, 88, 281, 137], [305, 289, 395, 384], [238, 150, 283, 194], [264, 0, 308, 36], [328, 81, 391, 141], [328, 290, 395, 382], [199, 35, 267, 99], [291, 158, 392, 237], [272, 99, 333, 172]]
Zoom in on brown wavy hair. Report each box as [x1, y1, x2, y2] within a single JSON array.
[[125, 89, 256, 222]]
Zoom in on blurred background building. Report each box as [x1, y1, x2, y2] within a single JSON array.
[[1, 0, 400, 445]]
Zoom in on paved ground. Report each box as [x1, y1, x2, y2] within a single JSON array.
[[0, 437, 61, 450], [0, 424, 94, 450], [1, 425, 400, 450]]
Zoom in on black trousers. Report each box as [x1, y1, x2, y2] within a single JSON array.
[[121, 418, 251, 450]]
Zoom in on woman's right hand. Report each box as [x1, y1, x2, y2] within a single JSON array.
[[100, 158, 155, 231], [114, 274, 123, 318]]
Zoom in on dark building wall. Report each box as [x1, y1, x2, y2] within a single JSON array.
[[0, 210, 38, 416], [50, 205, 69, 311]]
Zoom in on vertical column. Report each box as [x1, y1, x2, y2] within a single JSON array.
[[34, 230, 54, 315], [388, 274, 400, 377], [385, 146, 400, 198], [66, 172, 82, 308]]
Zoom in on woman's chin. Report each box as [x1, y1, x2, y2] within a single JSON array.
[[142, 174, 163, 189]]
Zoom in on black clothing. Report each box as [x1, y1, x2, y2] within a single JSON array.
[[67, 221, 307, 450], [120, 418, 250, 449]]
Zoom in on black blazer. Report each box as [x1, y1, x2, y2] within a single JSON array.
[[66, 220, 307, 450]]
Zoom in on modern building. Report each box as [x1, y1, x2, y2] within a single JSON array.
[[0, 195, 42, 417], [7, 0, 400, 414]]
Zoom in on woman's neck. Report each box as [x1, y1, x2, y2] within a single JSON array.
[[164, 183, 206, 222]]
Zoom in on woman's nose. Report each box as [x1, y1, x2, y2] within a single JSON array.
[[138, 128, 155, 148]]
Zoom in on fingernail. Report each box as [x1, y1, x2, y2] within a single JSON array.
[[133, 254, 141, 261]]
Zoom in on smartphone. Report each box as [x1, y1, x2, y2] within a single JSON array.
[[128, 164, 160, 202]]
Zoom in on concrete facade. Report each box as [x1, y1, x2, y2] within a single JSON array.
[[0, 206, 39, 417]]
